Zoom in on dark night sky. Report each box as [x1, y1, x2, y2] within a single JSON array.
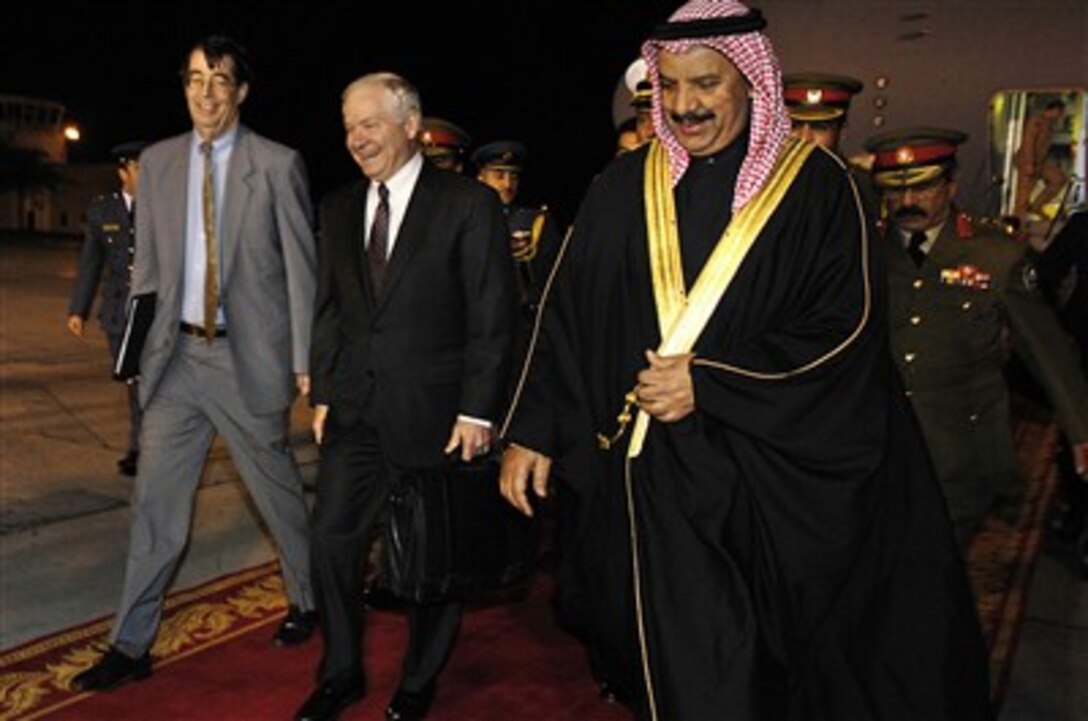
[[3, 1, 680, 226]]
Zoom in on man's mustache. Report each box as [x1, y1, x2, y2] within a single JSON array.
[[893, 206, 926, 220], [669, 110, 715, 125]]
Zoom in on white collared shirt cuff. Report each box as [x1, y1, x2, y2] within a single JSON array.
[[458, 414, 492, 429]]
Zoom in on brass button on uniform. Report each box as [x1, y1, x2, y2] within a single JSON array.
[[904, 352, 916, 363], [910, 315, 922, 325], [912, 279, 924, 289]]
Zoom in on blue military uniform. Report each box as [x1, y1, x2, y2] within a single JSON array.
[[69, 190, 136, 337], [68, 141, 145, 470], [868, 128, 1088, 547], [471, 140, 562, 316]]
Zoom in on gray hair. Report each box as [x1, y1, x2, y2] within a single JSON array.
[[342, 72, 422, 122]]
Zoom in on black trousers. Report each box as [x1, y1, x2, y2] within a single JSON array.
[[311, 414, 462, 691]]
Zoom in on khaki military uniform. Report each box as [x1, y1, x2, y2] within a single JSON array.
[[887, 214, 1088, 542]]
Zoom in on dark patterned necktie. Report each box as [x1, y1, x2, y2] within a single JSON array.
[[907, 231, 927, 268], [200, 141, 219, 340], [368, 183, 390, 295]]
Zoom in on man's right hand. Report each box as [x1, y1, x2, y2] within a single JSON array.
[[66, 315, 84, 338], [499, 443, 552, 517], [312, 404, 329, 446]]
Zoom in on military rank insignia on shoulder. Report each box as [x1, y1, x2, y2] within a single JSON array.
[[102, 223, 122, 232], [940, 264, 992, 290], [954, 211, 975, 239]]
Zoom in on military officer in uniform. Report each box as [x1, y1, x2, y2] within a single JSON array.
[[67, 140, 147, 476], [419, 116, 472, 174], [472, 140, 562, 320], [782, 72, 878, 219], [617, 80, 656, 155], [865, 127, 1088, 550]]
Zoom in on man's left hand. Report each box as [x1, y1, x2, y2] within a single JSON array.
[[445, 419, 494, 462], [635, 349, 695, 422]]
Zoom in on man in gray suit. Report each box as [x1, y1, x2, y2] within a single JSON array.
[[73, 35, 318, 692]]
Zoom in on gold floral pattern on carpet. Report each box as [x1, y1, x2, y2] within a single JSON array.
[[0, 563, 285, 720]]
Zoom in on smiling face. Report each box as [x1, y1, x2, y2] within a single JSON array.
[[342, 81, 420, 182], [658, 45, 751, 157], [183, 49, 247, 142]]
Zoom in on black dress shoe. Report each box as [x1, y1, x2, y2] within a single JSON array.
[[385, 682, 435, 721], [71, 647, 151, 691], [273, 605, 318, 646], [295, 680, 364, 721], [117, 451, 138, 477]]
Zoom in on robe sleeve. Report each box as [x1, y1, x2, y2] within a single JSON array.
[[687, 162, 888, 473]]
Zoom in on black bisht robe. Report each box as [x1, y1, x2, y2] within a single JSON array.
[[503, 140, 992, 721]]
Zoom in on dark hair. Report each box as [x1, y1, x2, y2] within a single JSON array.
[[1044, 99, 1065, 112], [181, 35, 254, 87]]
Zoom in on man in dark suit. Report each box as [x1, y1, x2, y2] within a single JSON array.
[[67, 141, 146, 476], [295, 72, 515, 721], [72, 35, 318, 692]]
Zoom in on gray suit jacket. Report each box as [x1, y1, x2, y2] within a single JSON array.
[[131, 125, 317, 414]]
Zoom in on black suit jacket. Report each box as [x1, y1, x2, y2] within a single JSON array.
[[311, 161, 517, 467]]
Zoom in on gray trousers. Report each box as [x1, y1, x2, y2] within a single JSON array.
[[107, 331, 142, 454], [109, 334, 313, 656]]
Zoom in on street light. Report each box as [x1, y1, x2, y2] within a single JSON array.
[[63, 123, 80, 142]]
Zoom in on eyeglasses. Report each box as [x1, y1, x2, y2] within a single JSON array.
[[182, 71, 236, 93]]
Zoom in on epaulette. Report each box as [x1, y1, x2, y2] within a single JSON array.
[[971, 214, 1021, 239], [954, 210, 975, 239], [530, 207, 548, 252]]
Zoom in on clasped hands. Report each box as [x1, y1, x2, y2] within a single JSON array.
[[500, 349, 695, 517]]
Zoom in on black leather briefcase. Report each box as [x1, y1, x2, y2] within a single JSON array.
[[379, 453, 537, 604]]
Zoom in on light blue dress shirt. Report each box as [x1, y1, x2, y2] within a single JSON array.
[[181, 128, 236, 327]]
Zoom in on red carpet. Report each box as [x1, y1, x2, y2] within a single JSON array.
[[965, 412, 1061, 713], [1, 568, 629, 721], [0, 416, 1059, 720]]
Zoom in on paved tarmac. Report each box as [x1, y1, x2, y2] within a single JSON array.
[[0, 238, 1084, 720]]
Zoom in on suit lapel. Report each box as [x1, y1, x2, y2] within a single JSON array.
[[372, 164, 436, 314], [221, 126, 255, 283], [160, 136, 190, 301]]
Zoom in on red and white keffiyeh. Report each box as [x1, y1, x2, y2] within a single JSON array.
[[641, 0, 790, 212]]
